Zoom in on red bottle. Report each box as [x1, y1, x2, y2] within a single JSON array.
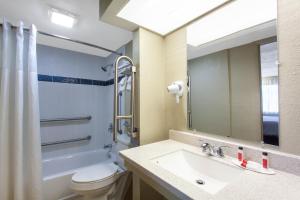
[[237, 146, 244, 161], [262, 152, 269, 169]]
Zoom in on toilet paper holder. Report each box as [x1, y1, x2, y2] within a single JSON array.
[[167, 81, 184, 104]]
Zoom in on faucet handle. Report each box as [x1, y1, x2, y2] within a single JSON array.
[[201, 142, 209, 147], [216, 145, 230, 157], [200, 142, 210, 152]]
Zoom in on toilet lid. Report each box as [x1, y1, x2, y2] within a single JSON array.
[[72, 163, 118, 183]]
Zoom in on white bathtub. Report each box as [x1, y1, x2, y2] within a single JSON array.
[[42, 149, 111, 200]]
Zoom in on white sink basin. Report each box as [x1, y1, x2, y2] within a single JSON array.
[[151, 149, 243, 194]]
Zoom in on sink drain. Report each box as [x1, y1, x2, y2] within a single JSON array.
[[196, 179, 205, 185]]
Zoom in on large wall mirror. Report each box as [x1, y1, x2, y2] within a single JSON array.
[[186, 0, 278, 146]]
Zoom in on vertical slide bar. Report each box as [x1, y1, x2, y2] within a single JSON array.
[[113, 56, 135, 142]]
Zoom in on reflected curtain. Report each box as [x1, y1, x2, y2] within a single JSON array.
[[0, 20, 42, 200], [262, 76, 279, 114]]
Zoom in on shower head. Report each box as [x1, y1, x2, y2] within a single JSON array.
[[101, 66, 107, 72]]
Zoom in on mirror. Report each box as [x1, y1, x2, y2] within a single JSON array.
[[186, 1, 278, 145]]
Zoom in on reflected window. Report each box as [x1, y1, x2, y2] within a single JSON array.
[[260, 42, 279, 145]]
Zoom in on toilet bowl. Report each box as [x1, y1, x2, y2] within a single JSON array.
[[71, 162, 120, 200]]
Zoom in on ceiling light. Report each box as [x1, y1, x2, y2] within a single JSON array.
[[187, 0, 277, 47], [49, 8, 77, 28], [117, 0, 228, 36]]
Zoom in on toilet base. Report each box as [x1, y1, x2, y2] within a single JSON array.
[[76, 183, 116, 200]]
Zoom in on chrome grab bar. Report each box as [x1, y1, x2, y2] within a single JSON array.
[[187, 74, 192, 129], [41, 135, 91, 147], [113, 56, 137, 142], [116, 115, 132, 119], [40, 116, 92, 123]]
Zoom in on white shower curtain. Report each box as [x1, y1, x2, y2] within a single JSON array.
[[0, 20, 42, 200]]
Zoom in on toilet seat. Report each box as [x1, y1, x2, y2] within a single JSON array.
[[71, 163, 119, 191]]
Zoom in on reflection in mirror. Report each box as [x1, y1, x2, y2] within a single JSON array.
[[186, 0, 278, 146], [187, 33, 279, 145], [188, 39, 279, 145], [260, 42, 279, 145]]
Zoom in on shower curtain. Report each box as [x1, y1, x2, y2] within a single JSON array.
[[0, 20, 42, 200]]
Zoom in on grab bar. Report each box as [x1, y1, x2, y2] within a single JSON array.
[[187, 74, 192, 129], [41, 136, 91, 147], [40, 116, 92, 123], [113, 56, 137, 142]]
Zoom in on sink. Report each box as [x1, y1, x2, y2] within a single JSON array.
[[151, 149, 243, 194]]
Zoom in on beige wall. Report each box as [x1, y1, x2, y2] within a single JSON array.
[[188, 43, 262, 142], [164, 28, 188, 131], [133, 28, 187, 145], [136, 28, 167, 145], [278, 0, 300, 154], [133, 28, 187, 200], [229, 44, 262, 142], [188, 51, 231, 136]]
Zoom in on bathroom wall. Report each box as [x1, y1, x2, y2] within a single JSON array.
[[188, 43, 261, 142], [164, 28, 188, 131], [37, 44, 117, 159], [278, 0, 300, 154], [136, 28, 167, 145], [188, 50, 231, 137], [132, 28, 188, 145], [229, 43, 261, 141]]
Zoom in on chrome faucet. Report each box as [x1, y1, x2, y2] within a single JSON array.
[[200, 142, 227, 157], [104, 144, 113, 149], [104, 144, 113, 158]]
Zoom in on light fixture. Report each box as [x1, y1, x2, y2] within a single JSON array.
[[49, 8, 77, 28], [187, 0, 277, 47], [117, 0, 228, 36]]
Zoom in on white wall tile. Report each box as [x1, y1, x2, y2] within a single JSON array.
[[37, 45, 114, 159]]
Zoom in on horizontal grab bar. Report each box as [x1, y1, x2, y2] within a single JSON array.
[[40, 116, 92, 123], [116, 115, 132, 119], [41, 136, 91, 147]]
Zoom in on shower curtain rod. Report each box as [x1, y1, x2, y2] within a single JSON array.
[[0, 23, 123, 56]]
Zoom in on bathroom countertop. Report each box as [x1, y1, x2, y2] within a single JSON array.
[[120, 140, 300, 200]]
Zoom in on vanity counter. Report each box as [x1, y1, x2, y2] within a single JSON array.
[[120, 140, 300, 200]]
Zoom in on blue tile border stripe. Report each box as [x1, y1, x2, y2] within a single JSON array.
[[53, 76, 80, 84], [38, 74, 52, 82], [38, 74, 122, 86]]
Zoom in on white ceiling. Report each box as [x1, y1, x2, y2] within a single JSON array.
[[0, 0, 133, 57]]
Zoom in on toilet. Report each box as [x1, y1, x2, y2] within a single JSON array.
[[71, 162, 121, 200]]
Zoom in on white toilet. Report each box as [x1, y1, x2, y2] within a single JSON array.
[[71, 162, 121, 200]]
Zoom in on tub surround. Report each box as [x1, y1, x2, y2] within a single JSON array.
[[38, 44, 114, 160], [120, 132, 300, 200]]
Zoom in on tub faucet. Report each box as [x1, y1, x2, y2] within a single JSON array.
[[104, 144, 112, 149], [104, 144, 113, 158], [200, 142, 227, 157]]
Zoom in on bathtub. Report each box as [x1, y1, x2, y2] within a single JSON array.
[[42, 149, 111, 200]]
